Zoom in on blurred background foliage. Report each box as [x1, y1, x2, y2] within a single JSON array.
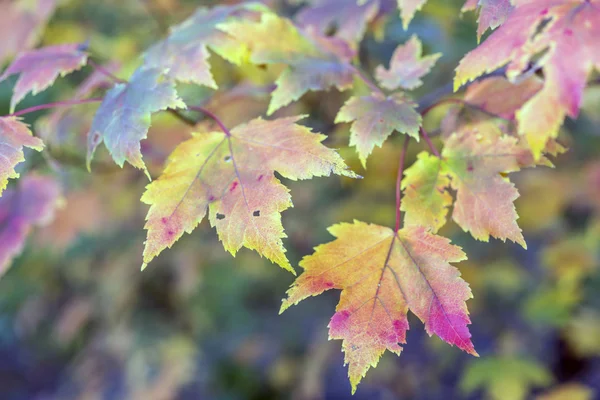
[[0, 0, 599, 399]]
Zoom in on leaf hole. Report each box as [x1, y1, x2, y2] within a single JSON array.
[[224, 155, 231, 162], [216, 213, 225, 220], [253, 210, 260, 217]]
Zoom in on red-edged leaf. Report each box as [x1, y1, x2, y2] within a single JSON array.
[[0, 117, 44, 196], [0, 174, 61, 275], [0, 43, 88, 112], [281, 221, 476, 393]]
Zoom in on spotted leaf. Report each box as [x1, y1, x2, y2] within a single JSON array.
[[141, 115, 358, 272]]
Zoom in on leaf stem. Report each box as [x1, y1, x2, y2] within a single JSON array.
[[395, 136, 410, 232], [187, 105, 232, 136], [88, 60, 127, 84], [351, 66, 385, 95], [420, 127, 440, 158], [420, 97, 511, 121], [7, 98, 104, 117]]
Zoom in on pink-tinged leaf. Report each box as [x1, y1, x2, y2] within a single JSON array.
[[144, 4, 265, 89], [0, 117, 44, 196], [398, 0, 429, 29], [375, 35, 441, 90], [86, 67, 186, 175], [442, 129, 526, 247], [217, 12, 356, 115], [462, 0, 514, 39], [455, 0, 600, 157], [295, 0, 379, 45], [463, 76, 543, 120], [141, 115, 358, 272], [281, 221, 475, 393], [335, 92, 421, 167], [0, 43, 88, 112], [0, 0, 56, 64], [0, 174, 61, 275]]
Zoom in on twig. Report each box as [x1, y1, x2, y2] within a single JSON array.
[[420, 127, 440, 158], [8, 98, 104, 117], [187, 105, 231, 136]]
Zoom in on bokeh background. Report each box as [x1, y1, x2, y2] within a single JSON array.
[[1, 0, 599, 399]]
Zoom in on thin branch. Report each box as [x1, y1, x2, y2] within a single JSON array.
[[420, 97, 512, 121], [351, 65, 385, 95], [88, 60, 126, 84], [187, 105, 231, 136], [420, 127, 440, 158], [395, 136, 410, 232], [8, 98, 104, 117]]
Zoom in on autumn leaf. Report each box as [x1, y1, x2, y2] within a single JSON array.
[[141, 115, 358, 272], [86, 67, 186, 175], [0, 0, 56, 64], [402, 126, 527, 247], [143, 4, 266, 89], [335, 92, 421, 167], [401, 152, 452, 232], [295, 0, 379, 45], [461, 356, 552, 400], [375, 35, 441, 91], [397, 0, 428, 29], [0, 174, 61, 275], [281, 221, 476, 392], [0, 43, 88, 112], [462, 76, 543, 120], [455, 0, 600, 157], [462, 0, 513, 39], [0, 117, 44, 196], [217, 12, 355, 115]]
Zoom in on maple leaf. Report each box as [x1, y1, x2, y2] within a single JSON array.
[[295, 0, 379, 45], [143, 4, 266, 89], [401, 152, 452, 232], [0, 43, 88, 112], [0, 174, 61, 275], [455, 0, 600, 157], [86, 67, 186, 175], [0, 117, 44, 196], [461, 356, 552, 400], [335, 92, 421, 167], [375, 35, 441, 91], [141, 115, 358, 272], [397, 0, 428, 29], [0, 0, 56, 64], [217, 12, 355, 115], [462, 0, 514, 39], [402, 127, 527, 246], [462, 76, 543, 120], [281, 221, 476, 392]]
